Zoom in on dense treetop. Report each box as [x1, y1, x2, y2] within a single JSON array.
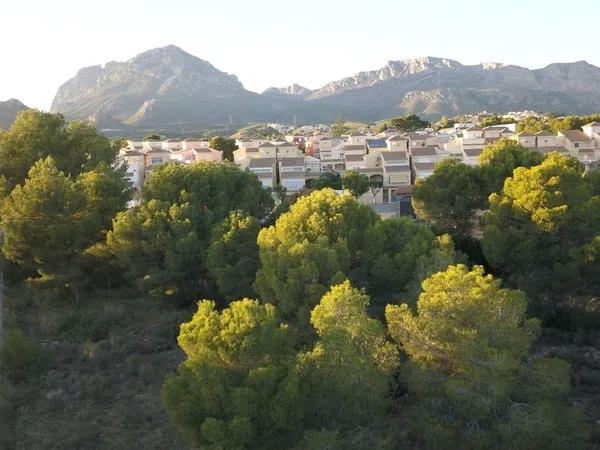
[[0, 110, 117, 191], [109, 162, 272, 303], [482, 153, 600, 320], [412, 158, 487, 241]]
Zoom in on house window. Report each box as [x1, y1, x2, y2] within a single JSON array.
[[575, 143, 579, 148], [151, 157, 163, 165]]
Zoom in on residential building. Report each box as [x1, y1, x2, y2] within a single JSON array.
[[248, 157, 276, 189], [172, 147, 223, 164], [345, 154, 366, 171], [386, 134, 409, 151], [161, 138, 182, 151], [118, 150, 146, 189], [381, 151, 411, 199], [181, 138, 209, 150], [279, 157, 306, 192]]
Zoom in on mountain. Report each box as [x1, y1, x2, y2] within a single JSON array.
[[51, 48, 600, 133], [51, 45, 287, 131], [262, 83, 313, 97], [0, 99, 29, 129], [304, 57, 600, 120]]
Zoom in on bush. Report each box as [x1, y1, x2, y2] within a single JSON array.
[[57, 312, 119, 343], [0, 328, 45, 381]]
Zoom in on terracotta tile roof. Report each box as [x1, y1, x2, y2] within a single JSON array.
[[279, 157, 305, 166], [381, 151, 407, 161], [464, 148, 483, 157], [411, 146, 438, 156], [404, 132, 429, 140], [385, 165, 411, 173], [249, 158, 276, 168], [146, 148, 170, 154], [343, 144, 367, 151], [560, 130, 592, 142], [124, 150, 144, 157], [413, 162, 436, 172], [345, 154, 365, 162], [387, 134, 408, 141]]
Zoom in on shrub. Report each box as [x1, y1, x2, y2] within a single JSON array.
[[0, 328, 45, 381], [57, 312, 119, 343]]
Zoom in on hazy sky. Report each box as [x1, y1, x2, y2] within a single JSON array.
[[2, 0, 598, 110]]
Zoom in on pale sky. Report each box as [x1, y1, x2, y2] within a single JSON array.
[[2, 0, 598, 110]]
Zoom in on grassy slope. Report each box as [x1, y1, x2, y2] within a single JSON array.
[[2, 287, 193, 450], [3, 286, 600, 449]]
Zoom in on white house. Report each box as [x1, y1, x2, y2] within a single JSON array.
[[248, 158, 276, 189], [345, 154, 366, 171], [161, 138, 182, 151], [118, 150, 146, 189], [279, 157, 306, 192], [386, 135, 409, 151]]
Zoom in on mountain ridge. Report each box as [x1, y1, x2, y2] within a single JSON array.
[[50, 45, 600, 132]]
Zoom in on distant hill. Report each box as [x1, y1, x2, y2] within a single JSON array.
[[51, 47, 600, 133], [0, 99, 29, 129]]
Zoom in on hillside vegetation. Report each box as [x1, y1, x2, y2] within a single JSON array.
[[1, 110, 600, 449]]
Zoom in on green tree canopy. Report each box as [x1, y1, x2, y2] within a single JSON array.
[[254, 189, 377, 325], [342, 170, 369, 197], [482, 153, 600, 321], [0, 110, 117, 190], [478, 139, 543, 195], [207, 210, 260, 301], [479, 115, 513, 128], [209, 136, 238, 161], [386, 265, 589, 449], [435, 116, 455, 130], [255, 189, 455, 326], [1, 157, 130, 300], [388, 114, 429, 132], [163, 282, 400, 449], [108, 162, 272, 303], [356, 217, 439, 295], [310, 172, 342, 190], [162, 299, 298, 449], [412, 159, 487, 241], [141, 161, 270, 217], [331, 117, 351, 137], [294, 281, 397, 443]]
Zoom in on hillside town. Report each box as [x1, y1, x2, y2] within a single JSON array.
[[118, 120, 600, 215]]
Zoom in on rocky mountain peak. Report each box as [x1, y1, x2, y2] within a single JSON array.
[[386, 57, 462, 75], [262, 83, 313, 97]]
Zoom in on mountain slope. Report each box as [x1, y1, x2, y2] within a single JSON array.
[[304, 57, 600, 120], [51, 49, 600, 132], [0, 99, 29, 129], [51, 45, 286, 130]]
